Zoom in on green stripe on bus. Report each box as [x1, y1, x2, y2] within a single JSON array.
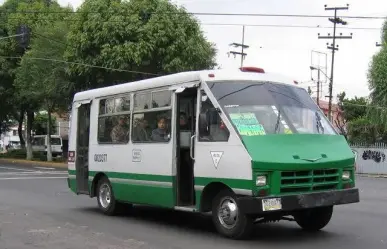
[[69, 170, 252, 190]]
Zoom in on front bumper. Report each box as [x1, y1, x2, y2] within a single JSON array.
[[238, 188, 360, 214]]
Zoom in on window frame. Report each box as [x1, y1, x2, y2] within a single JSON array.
[[132, 88, 173, 144], [197, 89, 230, 143], [97, 94, 132, 145]]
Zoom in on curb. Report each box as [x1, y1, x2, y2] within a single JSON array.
[[356, 173, 387, 178], [0, 158, 67, 169]]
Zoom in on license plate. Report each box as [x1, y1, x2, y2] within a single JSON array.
[[262, 198, 282, 211]]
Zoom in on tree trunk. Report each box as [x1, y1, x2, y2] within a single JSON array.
[[26, 111, 34, 160], [47, 109, 53, 162], [18, 107, 25, 149]]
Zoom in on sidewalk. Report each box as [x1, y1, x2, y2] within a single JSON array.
[[356, 173, 387, 178], [0, 158, 67, 169]]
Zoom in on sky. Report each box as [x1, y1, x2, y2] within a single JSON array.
[[2, 0, 387, 102]]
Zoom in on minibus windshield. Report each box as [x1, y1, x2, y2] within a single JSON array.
[[207, 81, 337, 135]]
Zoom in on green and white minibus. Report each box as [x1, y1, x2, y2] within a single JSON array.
[[67, 67, 360, 239]]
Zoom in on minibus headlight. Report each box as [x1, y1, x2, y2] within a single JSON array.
[[342, 171, 350, 180], [256, 175, 267, 186]]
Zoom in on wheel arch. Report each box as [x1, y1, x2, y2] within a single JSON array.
[[199, 182, 234, 212], [90, 172, 107, 198]]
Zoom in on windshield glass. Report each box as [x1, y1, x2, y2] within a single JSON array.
[[207, 81, 337, 135], [51, 138, 61, 145]]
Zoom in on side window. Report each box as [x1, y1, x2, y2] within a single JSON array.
[[98, 96, 131, 144], [132, 90, 172, 143], [199, 92, 230, 142]]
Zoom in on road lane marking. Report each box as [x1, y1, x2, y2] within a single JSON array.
[[0, 176, 67, 180], [0, 171, 67, 175], [0, 166, 36, 172], [34, 167, 55, 170]]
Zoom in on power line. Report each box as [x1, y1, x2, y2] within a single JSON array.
[[203, 23, 381, 30], [0, 16, 382, 31], [0, 10, 385, 19], [0, 56, 159, 76]]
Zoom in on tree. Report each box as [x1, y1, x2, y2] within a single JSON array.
[[0, 0, 73, 152], [368, 19, 387, 129], [33, 113, 57, 135], [336, 91, 380, 143], [15, 21, 72, 161], [64, 0, 217, 92]]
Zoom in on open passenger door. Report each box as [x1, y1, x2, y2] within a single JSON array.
[[75, 100, 91, 194]]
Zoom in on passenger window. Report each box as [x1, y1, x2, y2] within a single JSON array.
[[114, 96, 131, 112], [98, 115, 130, 144], [152, 90, 171, 108], [132, 111, 171, 143], [199, 93, 230, 142], [134, 93, 151, 111], [98, 96, 131, 144]]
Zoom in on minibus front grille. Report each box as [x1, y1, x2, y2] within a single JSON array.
[[280, 169, 339, 194]]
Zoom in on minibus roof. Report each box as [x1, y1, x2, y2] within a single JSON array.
[[73, 68, 301, 102]]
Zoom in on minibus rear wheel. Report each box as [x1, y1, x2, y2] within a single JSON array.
[[212, 189, 253, 239], [97, 176, 123, 216]]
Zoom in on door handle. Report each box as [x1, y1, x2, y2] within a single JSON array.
[[190, 134, 196, 160]]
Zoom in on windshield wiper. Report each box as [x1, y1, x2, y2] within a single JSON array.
[[315, 111, 324, 134]]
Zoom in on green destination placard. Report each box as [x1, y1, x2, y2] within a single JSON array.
[[229, 113, 266, 136]]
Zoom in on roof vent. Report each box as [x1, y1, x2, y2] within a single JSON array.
[[239, 67, 265, 73]]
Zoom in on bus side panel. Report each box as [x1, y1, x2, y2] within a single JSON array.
[[68, 105, 77, 193], [194, 141, 253, 210], [88, 99, 175, 208]]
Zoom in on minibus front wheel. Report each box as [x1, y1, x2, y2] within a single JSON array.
[[294, 206, 333, 231], [212, 189, 253, 239]]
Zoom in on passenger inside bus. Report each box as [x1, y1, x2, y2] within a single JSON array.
[[110, 116, 129, 143], [132, 118, 151, 142], [151, 116, 170, 142], [179, 112, 190, 130]]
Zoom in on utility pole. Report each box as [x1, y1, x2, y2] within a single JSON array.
[[318, 4, 352, 122], [228, 25, 249, 67], [310, 66, 325, 106]]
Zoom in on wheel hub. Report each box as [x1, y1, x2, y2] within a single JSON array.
[[218, 197, 239, 229], [99, 183, 111, 208]]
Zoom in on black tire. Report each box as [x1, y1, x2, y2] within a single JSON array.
[[212, 189, 253, 240], [96, 176, 124, 216], [294, 206, 333, 232]]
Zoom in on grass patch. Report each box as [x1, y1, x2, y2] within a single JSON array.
[[0, 149, 67, 163]]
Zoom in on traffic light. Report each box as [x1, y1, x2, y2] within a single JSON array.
[[16, 24, 31, 49]]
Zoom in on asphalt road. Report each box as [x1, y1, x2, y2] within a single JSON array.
[[0, 163, 386, 249]]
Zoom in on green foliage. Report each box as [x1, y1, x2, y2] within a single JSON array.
[[337, 92, 368, 122], [0, 0, 73, 132], [14, 20, 73, 112], [0, 148, 66, 162], [347, 117, 378, 144], [64, 0, 217, 92], [33, 113, 57, 135], [0, 148, 44, 159], [368, 18, 387, 129], [336, 91, 374, 142]]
